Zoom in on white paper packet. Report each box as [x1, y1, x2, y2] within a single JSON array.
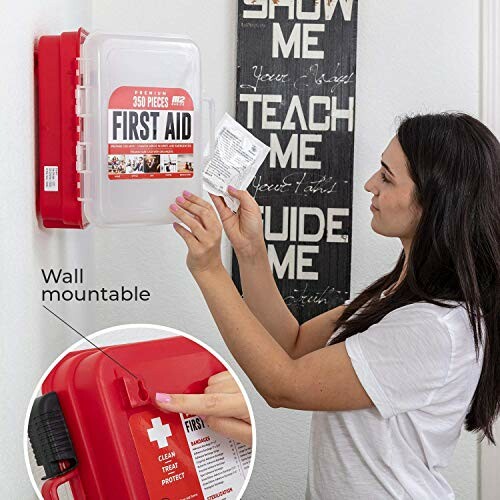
[[203, 113, 270, 212]]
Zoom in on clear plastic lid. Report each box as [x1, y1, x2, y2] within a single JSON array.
[[79, 32, 202, 227]]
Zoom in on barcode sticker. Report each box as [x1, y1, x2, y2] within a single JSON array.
[[44, 166, 58, 192]]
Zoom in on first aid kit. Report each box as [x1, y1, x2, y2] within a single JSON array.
[[36, 29, 213, 228], [28, 337, 252, 499]]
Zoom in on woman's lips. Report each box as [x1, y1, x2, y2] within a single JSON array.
[[370, 204, 379, 211]]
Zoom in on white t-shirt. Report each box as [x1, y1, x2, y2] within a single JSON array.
[[306, 292, 484, 499]]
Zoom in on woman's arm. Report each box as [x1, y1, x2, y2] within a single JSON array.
[[169, 193, 372, 411], [195, 265, 370, 410], [211, 189, 346, 358], [239, 248, 347, 358], [234, 245, 300, 355]]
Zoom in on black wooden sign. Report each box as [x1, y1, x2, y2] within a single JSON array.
[[234, 0, 358, 323]]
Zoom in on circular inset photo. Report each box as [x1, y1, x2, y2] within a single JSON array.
[[24, 324, 255, 500]]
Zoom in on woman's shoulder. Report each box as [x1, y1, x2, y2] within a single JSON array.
[[387, 299, 469, 326], [347, 297, 466, 323], [345, 297, 474, 337], [380, 301, 477, 351]]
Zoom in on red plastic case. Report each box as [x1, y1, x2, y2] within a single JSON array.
[[36, 29, 87, 229], [36, 337, 248, 499], [36, 28, 208, 229]]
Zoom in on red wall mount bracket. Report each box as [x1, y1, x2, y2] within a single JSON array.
[[36, 29, 88, 229]]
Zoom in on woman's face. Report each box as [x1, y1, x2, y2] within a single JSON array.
[[364, 136, 422, 241]]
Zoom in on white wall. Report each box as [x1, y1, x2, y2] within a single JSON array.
[[0, 1, 92, 498], [479, 1, 500, 497], [1, 0, 482, 498]]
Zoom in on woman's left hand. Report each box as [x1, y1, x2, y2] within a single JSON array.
[[169, 191, 224, 276]]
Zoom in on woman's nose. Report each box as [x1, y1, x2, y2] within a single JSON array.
[[364, 173, 377, 194]]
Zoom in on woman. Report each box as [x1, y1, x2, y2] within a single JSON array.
[[159, 112, 499, 499]]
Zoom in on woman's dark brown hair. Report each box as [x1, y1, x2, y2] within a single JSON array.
[[329, 112, 500, 443]]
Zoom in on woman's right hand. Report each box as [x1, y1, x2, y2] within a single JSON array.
[[156, 371, 252, 447], [209, 186, 265, 259]]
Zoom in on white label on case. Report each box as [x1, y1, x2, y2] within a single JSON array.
[[44, 166, 58, 192]]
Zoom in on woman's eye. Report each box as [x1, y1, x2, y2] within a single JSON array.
[[380, 171, 389, 183]]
